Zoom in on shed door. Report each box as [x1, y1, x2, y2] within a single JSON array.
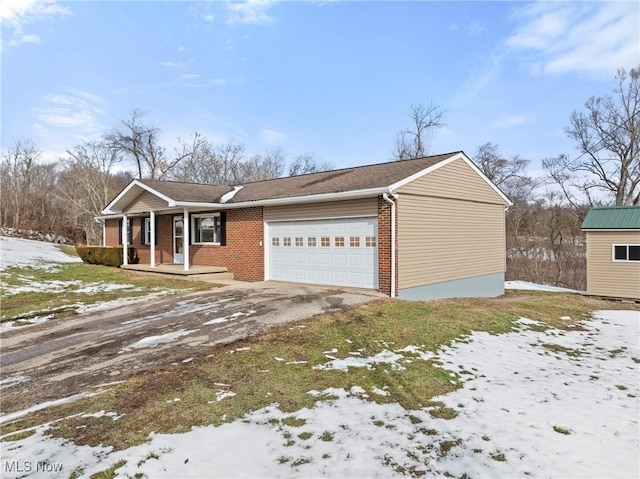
[[268, 217, 378, 289]]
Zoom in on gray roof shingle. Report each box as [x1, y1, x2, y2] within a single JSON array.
[[139, 152, 460, 204]]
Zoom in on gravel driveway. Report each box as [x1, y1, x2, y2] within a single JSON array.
[[0, 282, 383, 416]]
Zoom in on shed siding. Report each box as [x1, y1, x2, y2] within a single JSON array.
[[586, 230, 640, 299], [398, 195, 506, 290], [398, 158, 506, 204], [264, 198, 377, 222], [124, 190, 169, 214]]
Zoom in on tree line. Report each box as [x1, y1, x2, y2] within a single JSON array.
[[1, 66, 638, 290], [0, 110, 334, 245]]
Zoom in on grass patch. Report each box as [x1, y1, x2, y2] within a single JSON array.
[[0, 430, 35, 442], [490, 451, 506, 462], [1, 262, 212, 322], [319, 431, 334, 442], [1, 291, 636, 450], [542, 343, 584, 357], [282, 417, 306, 427], [90, 460, 126, 479], [553, 425, 571, 435], [426, 401, 458, 420]]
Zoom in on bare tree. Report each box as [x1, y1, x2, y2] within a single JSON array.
[[105, 110, 207, 180], [59, 140, 130, 243], [170, 141, 286, 184], [544, 66, 640, 207], [392, 102, 445, 160], [287, 153, 334, 176], [474, 142, 536, 203], [0, 137, 43, 229], [241, 147, 286, 182]]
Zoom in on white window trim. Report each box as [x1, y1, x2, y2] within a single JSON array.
[[611, 244, 640, 262], [144, 217, 152, 245], [192, 213, 221, 246]]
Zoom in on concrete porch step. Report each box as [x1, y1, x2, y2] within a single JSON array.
[[120, 264, 234, 283]]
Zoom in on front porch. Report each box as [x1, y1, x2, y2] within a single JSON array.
[[121, 263, 235, 282]]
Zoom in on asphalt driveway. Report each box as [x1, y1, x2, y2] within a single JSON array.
[[0, 282, 384, 416]]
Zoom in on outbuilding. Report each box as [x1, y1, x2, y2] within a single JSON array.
[[581, 206, 640, 300], [100, 151, 511, 300]]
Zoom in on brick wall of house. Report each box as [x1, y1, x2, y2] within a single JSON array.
[[190, 207, 264, 282], [378, 195, 398, 297], [104, 219, 120, 246], [104, 216, 173, 264], [105, 210, 264, 280]]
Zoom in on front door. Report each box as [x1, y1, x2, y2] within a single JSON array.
[[173, 216, 184, 264]]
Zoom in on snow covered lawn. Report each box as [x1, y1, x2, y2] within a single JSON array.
[[0, 236, 207, 325], [2, 309, 637, 478], [0, 236, 81, 271]]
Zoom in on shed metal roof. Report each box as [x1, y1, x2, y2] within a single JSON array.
[[581, 206, 640, 230]]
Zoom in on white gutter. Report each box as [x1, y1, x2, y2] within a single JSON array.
[[168, 186, 389, 211], [382, 192, 398, 298], [101, 186, 389, 215]]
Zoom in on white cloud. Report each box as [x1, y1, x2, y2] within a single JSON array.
[[160, 61, 178, 68], [226, 0, 276, 25], [179, 73, 200, 80], [506, 1, 639, 77], [35, 91, 103, 133], [1, 0, 69, 48], [258, 128, 286, 145], [491, 115, 530, 129], [455, 52, 503, 104], [449, 20, 484, 36]]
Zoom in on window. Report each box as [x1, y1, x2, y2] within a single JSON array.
[[613, 245, 640, 261], [334, 237, 345, 247], [307, 237, 317, 247], [284, 237, 292, 247], [192, 214, 221, 244], [272, 237, 280, 247], [295, 237, 304, 247], [144, 218, 152, 245], [119, 218, 134, 245], [321, 237, 330, 247], [350, 236, 360, 247], [365, 236, 377, 247]]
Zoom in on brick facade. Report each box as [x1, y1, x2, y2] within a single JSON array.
[[190, 207, 264, 282], [104, 208, 265, 282], [105, 200, 394, 294], [377, 195, 398, 297]]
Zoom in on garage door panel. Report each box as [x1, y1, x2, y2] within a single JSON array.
[[269, 217, 378, 289]]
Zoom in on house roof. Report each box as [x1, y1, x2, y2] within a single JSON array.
[[581, 206, 640, 230], [102, 151, 511, 214]]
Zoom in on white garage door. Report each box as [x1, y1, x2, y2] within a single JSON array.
[[269, 217, 378, 289]]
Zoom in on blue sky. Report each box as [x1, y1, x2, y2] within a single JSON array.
[[2, 0, 639, 175]]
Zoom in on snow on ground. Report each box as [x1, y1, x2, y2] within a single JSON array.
[[505, 280, 584, 294], [120, 329, 199, 352], [0, 236, 81, 270], [2, 310, 638, 478]]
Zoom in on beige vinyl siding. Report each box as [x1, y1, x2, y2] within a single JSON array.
[[586, 230, 640, 299], [264, 198, 377, 222], [123, 190, 170, 214], [398, 194, 506, 289], [398, 158, 506, 205]]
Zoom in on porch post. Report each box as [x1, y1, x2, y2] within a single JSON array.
[[183, 208, 190, 271], [122, 214, 128, 266], [150, 211, 156, 268]]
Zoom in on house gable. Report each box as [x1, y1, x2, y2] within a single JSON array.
[[123, 190, 170, 214], [395, 155, 510, 205]]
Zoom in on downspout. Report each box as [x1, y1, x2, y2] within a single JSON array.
[[382, 192, 398, 298]]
